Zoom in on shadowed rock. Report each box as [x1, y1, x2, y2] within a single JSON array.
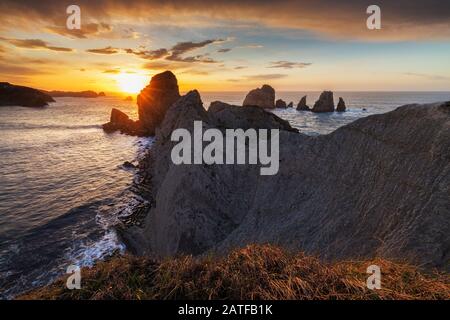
[[312, 91, 334, 113], [102, 108, 145, 136], [123, 95, 450, 272], [275, 99, 287, 108], [296, 95, 310, 111], [137, 71, 181, 135], [209, 101, 298, 132], [42, 90, 104, 98], [243, 84, 275, 109], [0, 82, 54, 108], [287, 102, 294, 108], [336, 97, 346, 112]]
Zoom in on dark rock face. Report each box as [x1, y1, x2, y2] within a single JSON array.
[[102, 108, 145, 136], [275, 99, 287, 108], [336, 97, 346, 112], [126, 96, 450, 272], [137, 71, 181, 134], [287, 102, 294, 108], [296, 95, 310, 111], [243, 84, 275, 109], [209, 101, 298, 132], [0, 82, 54, 107], [312, 91, 334, 113]]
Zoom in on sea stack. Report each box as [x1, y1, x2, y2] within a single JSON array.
[[137, 70, 181, 135], [275, 99, 287, 108], [243, 84, 275, 109], [287, 102, 294, 108], [312, 91, 335, 113], [296, 95, 310, 111], [336, 97, 346, 112]]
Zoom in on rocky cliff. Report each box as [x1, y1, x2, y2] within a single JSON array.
[[0, 82, 54, 107], [124, 94, 449, 271]]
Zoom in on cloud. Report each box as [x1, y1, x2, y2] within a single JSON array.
[[0, 38, 73, 52], [269, 61, 312, 69], [103, 69, 121, 74], [228, 74, 288, 82], [1, 0, 448, 41], [86, 46, 119, 54], [46, 22, 113, 39], [234, 66, 247, 70], [217, 48, 232, 53], [403, 72, 450, 81], [125, 48, 169, 59], [166, 39, 223, 62], [127, 39, 223, 63]]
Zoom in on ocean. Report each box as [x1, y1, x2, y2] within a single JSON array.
[[1, 91, 449, 298]]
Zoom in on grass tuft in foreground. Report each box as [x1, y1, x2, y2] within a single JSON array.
[[19, 244, 450, 300]]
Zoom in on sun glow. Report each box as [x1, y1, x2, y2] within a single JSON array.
[[116, 73, 148, 94]]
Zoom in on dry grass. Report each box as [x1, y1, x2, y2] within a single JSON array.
[[18, 244, 450, 300]]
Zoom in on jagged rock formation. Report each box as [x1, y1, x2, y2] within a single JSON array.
[[336, 97, 346, 112], [209, 101, 297, 132], [123, 92, 450, 271], [243, 85, 275, 109], [102, 108, 145, 136], [0, 82, 54, 107], [312, 91, 334, 113], [137, 71, 181, 135], [103, 71, 181, 136], [275, 99, 287, 108], [287, 102, 294, 108], [297, 96, 310, 111]]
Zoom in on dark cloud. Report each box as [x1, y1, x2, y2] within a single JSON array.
[[217, 48, 232, 53], [126, 48, 169, 59], [47, 22, 113, 39], [166, 40, 223, 62], [1, 1, 448, 40], [86, 46, 119, 54], [234, 66, 247, 70], [127, 39, 222, 63], [269, 61, 312, 69], [0, 38, 73, 52]]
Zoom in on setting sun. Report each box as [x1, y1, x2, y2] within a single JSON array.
[[116, 73, 148, 94]]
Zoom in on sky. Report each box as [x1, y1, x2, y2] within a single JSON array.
[[0, 0, 449, 93]]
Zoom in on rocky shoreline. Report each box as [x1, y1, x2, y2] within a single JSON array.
[[105, 71, 449, 272]]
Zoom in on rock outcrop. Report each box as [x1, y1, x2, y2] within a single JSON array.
[[336, 97, 346, 112], [42, 90, 105, 98], [209, 101, 298, 132], [242, 85, 275, 109], [102, 108, 145, 136], [0, 82, 54, 108], [103, 71, 181, 136], [296, 96, 310, 111], [124, 96, 450, 272], [137, 71, 181, 135], [275, 99, 287, 108], [312, 91, 334, 113], [287, 102, 294, 108]]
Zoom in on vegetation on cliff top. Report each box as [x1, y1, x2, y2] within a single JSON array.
[[19, 245, 449, 300]]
